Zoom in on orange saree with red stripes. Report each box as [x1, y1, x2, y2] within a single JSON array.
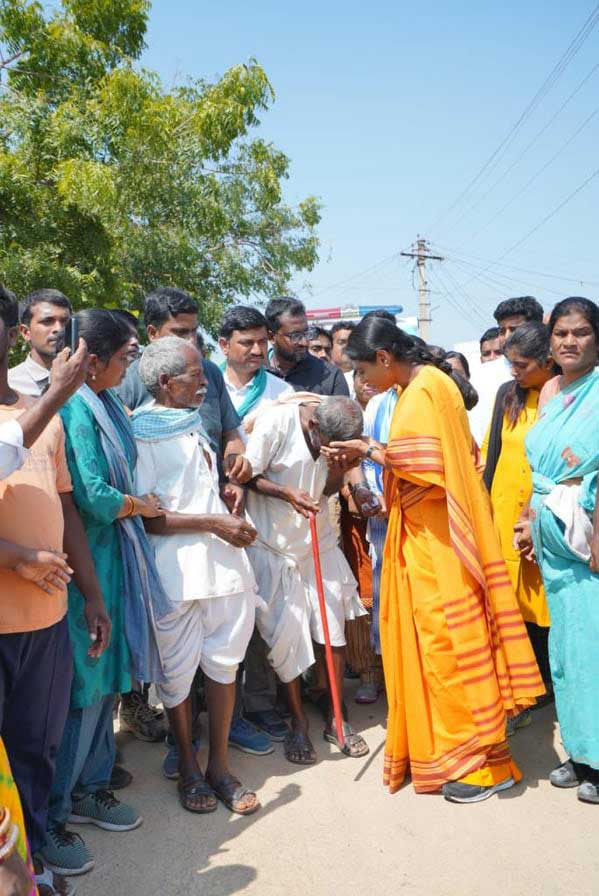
[[380, 365, 544, 794]]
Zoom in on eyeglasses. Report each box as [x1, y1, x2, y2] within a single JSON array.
[[282, 329, 309, 344]]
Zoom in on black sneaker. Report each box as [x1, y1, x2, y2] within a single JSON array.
[[442, 776, 515, 803], [109, 764, 133, 791]]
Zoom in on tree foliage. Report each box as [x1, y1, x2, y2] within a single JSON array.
[[0, 0, 320, 329]]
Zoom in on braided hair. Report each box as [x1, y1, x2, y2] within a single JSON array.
[[346, 318, 479, 410]]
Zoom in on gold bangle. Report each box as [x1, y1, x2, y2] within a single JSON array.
[[123, 495, 135, 518]]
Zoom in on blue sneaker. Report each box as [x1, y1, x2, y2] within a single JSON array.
[[245, 710, 289, 743], [69, 790, 142, 832], [40, 823, 94, 876], [163, 738, 201, 780], [228, 716, 274, 755]]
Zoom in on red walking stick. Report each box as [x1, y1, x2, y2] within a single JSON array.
[[309, 512, 346, 752]]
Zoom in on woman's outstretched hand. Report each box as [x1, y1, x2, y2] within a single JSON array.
[[320, 439, 369, 470]]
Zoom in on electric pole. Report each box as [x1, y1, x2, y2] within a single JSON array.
[[400, 238, 443, 341]]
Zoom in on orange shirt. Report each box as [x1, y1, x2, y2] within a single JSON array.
[[0, 398, 72, 634]]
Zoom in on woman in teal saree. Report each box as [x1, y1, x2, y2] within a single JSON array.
[[521, 297, 599, 805]]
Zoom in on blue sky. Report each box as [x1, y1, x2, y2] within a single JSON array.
[[142, 1, 599, 345]]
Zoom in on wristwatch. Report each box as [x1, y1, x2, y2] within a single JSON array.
[[365, 445, 375, 459]]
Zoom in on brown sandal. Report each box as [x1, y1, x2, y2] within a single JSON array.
[[206, 772, 260, 815]]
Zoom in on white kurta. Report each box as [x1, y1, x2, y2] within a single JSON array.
[[224, 368, 293, 443], [134, 419, 261, 704], [468, 356, 510, 444], [244, 404, 365, 682], [135, 423, 257, 601]]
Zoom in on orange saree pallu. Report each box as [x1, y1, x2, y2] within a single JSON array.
[[380, 366, 544, 794]]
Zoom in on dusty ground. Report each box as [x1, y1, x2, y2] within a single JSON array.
[[74, 691, 598, 896]]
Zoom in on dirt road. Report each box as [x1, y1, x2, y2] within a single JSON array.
[[74, 695, 598, 896]]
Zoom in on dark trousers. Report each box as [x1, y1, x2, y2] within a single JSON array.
[[233, 626, 277, 719], [0, 617, 72, 854], [526, 622, 552, 687]]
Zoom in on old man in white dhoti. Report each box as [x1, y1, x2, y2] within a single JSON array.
[[131, 336, 263, 817], [239, 395, 370, 765]]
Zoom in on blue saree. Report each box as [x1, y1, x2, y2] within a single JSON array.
[[363, 388, 399, 653], [526, 368, 599, 769]]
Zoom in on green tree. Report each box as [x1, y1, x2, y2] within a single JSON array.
[[0, 0, 320, 330]]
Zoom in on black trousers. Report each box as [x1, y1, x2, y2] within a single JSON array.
[[526, 621, 552, 687], [0, 617, 72, 854]]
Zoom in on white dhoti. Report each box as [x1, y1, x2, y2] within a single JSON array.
[[154, 591, 259, 708], [242, 402, 367, 683], [247, 539, 366, 683]]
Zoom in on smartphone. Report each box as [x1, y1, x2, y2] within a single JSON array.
[[64, 317, 80, 353]]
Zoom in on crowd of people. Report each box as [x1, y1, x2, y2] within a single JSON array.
[[0, 283, 598, 896]]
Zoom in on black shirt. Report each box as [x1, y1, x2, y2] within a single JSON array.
[[268, 352, 349, 396]]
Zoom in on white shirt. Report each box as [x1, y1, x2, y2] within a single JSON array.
[[344, 370, 356, 399], [468, 356, 511, 444], [0, 419, 27, 479], [224, 369, 293, 442], [135, 422, 257, 602], [244, 403, 334, 561], [8, 354, 50, 397]]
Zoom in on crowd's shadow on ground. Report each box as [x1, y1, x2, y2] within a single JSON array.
[[497, 702, 561, 800], [78, 683, 387, 896], [77, 690, 558, 893]]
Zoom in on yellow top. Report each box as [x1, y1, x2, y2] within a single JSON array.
[[483, 389, 550, 627]]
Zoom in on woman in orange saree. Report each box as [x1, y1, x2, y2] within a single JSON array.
[[322, 317, 545, 803]]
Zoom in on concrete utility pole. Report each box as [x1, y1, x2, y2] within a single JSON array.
[[400, 238, 443, 341]]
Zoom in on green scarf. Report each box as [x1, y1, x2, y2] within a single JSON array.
[[220, 363, 267, 419]]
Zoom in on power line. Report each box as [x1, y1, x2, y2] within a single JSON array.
[[427, 4, 599, 235], [497, 166, 599, 260], [427, 267, 487, 329], [430, 242, 599, 288], [449, 257, 566, 301], [440, 265, 491, 324], [466, 104, 599, 240], [453, 61, 599, 236], [309, 252, 402, 297]]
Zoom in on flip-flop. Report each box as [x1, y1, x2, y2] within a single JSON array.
[[205, 772, 260, 816], [177, 774, 217, 814], [36, 865, 78, 896], [324, 721, 369, 758], [284, 729, 317, 765], [355, 682, 383, 705]]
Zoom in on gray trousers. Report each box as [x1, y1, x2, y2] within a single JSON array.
[[234, 626, 277, 717]]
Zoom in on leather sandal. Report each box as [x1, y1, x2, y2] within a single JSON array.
[[205, 772, 260, 815], [177, 774, 217, 814]]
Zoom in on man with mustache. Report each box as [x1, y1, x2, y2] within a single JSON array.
[[9, 289, 72, 396], [219, 305, 293, 745], [132, 337, 262, 816]]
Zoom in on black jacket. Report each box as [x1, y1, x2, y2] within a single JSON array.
[[268, 353, 350, 397]]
